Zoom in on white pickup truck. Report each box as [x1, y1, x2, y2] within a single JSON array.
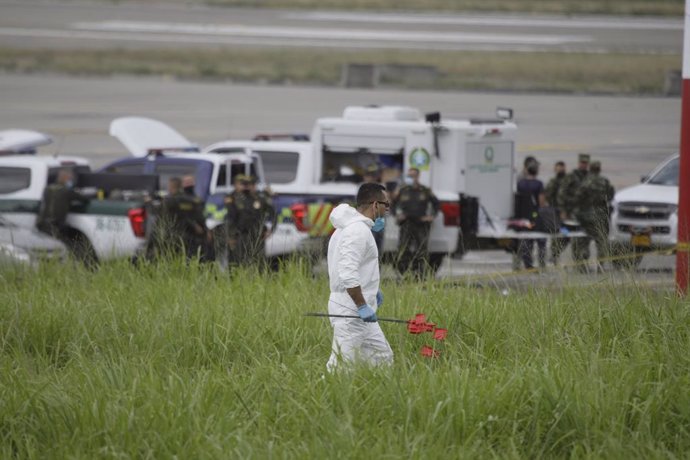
[[0, 154, 149, 262], [609, 153, 680, 268]]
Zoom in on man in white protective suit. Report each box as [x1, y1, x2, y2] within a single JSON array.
[[326, 182, 394, 371]]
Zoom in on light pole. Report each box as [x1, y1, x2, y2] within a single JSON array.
[[676, 0, 690, 295]]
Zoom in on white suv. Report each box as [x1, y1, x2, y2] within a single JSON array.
[[609, 154, 679, 268]]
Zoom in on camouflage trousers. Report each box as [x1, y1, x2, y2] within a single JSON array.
[[578, 213, 610, 268], [570, 212, 610, 271]]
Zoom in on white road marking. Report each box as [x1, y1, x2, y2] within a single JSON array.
[[69, 20, 591, 46], [286, 11, 683, 30], [0, 26, 599, 53]]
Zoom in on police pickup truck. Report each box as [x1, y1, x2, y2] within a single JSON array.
[[206, 105, 520, 272], [104, 117, 310, 262], [0, 130, 150, 262]]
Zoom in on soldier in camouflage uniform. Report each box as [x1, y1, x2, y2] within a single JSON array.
[[544, 161, 567, 265], [154, 177, 208, 261], [575, 161, 615, 272], [391, 167, 439, 276], [557, 153, 591, 271], [224, 174, 276, 268]]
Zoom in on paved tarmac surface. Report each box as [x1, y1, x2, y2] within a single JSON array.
[[0, 0, 682, 54], [0, 73, 680, 188]]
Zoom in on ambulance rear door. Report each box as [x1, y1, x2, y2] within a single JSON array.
[[464, 140, 514, 219]]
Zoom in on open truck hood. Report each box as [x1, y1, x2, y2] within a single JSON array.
[[110, 116, 199, 157], [0, 130, 52, 153]]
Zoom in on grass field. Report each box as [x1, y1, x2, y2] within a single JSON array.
[[0, 47, 680, 95], [1, 258, 689, 458]]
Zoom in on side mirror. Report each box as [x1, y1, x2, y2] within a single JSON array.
[[640, 175, 649, 183]]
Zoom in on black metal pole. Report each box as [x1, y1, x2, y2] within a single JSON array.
[[304, 312, 409, 324]]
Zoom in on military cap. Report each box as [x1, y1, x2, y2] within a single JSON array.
[[235, 174, 251, 183], [589, 161, 601, 172], [578, 153, 591, 163], [248, 175, 258, 183]]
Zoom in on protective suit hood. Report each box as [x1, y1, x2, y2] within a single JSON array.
[[329, 203, 373, 230]]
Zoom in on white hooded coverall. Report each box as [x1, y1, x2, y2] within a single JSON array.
[[326, 203, 394, 371]]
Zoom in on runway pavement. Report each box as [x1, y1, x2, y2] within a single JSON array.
[[0, 0, 682, 53], [0, 73, 679, 188]]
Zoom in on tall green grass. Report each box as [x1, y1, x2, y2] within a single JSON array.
[[1, 259, 689, 458]]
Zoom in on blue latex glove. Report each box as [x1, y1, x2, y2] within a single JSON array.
[[357, 304, 378, 323], [376, 290, 384, 308]]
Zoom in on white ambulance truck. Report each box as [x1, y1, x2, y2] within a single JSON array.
[[206, 105, 520, 270]]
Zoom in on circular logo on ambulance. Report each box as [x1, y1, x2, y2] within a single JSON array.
[[409, 147, 431, 171], [484, 146, 495, 164]]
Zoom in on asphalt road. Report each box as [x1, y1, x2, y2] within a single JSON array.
[[0, 0, 683, 54], [0, 73, 679, 189]]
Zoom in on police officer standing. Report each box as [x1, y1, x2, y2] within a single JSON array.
[[155, 177, 207, 261], [575, 161, 615, 272], [224, 175, 276, 269], [36, 168, 89, 259], [544, 160, 568, 265], [557, 153, 590, 272], [392, 167, 439, 276], [182, 174, 213, 262]]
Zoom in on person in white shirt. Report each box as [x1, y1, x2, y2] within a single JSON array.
[[326, 183, 393, 372]]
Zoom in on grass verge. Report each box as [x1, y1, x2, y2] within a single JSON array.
[[0, 47, 681, 95], [1, 258, 689, 457]]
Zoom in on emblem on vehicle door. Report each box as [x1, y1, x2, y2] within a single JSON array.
[[484, 146, 495, 164], [409, 147, 430, 171]]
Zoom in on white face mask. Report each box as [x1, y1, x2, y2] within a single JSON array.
[[404, 176, 414, 185]]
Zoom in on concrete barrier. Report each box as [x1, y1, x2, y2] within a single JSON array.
[[664, 69, 681, 96], [341, 63, 438, 88]]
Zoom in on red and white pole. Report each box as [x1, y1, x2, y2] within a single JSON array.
[[677, 0, 690, 295]]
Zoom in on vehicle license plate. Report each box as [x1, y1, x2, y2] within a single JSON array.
[[631, 234, 651, 248]]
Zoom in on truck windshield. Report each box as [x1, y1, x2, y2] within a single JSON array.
[[322, 150, 403, 184], [154, 163, 199, 190], [647, 156, 679, 186], [255, 150, 299, 184], [217, 161, 259, 187]]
